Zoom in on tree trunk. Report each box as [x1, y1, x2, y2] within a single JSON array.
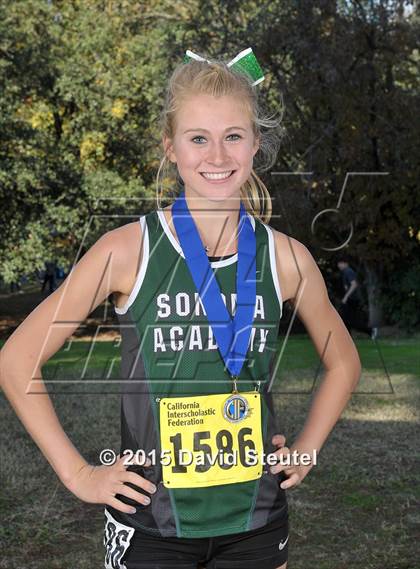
[[363, 261, 383, 327]]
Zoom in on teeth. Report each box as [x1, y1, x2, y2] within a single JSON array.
[[201, 171, 233, 180]]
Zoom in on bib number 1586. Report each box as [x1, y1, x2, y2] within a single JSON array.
[[169, 427, 256, 472]]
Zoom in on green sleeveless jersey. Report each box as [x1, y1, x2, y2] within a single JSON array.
[[106, 208, 288, 538]]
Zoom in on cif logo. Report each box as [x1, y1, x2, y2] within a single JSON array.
[[223, 394, 249, 423]]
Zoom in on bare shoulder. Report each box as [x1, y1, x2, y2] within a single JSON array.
[[270, 227, 318, 303], [104, 219, 144, 304]]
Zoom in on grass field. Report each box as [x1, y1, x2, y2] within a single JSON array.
[[0, 334, 419, 569]]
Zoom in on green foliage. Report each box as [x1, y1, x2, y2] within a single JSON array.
[[0, 0, 418, 332], [0, 0, 174, 280], [381, 260, 420, 332]]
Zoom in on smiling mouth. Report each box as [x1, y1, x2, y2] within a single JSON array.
[[200, 170, 236, 180]]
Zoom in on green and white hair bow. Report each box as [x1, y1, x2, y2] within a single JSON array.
[[183, 47, 265, 86]]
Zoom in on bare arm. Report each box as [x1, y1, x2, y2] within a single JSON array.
[[271, 234, 362, 486], [0, 223, 156, 513]]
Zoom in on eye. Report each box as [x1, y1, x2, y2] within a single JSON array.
[[227, 133, 242, 141], [191, 135, 206, 144]]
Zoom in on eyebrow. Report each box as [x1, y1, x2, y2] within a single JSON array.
[[183, 126, 247, 134]]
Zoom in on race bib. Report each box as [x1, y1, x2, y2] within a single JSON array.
[[158, 391, 263, 488], [104, 508, 135, 569]]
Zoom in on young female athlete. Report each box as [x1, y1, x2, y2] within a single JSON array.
[[0, 49, 361, 569]]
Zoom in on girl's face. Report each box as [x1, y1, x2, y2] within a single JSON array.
[[164, 93, 259, 203]]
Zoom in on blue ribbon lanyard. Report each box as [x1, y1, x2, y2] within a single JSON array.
[[171, 191, 257, 393]]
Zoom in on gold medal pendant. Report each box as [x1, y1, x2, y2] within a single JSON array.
[[223, 392, 250, 423]]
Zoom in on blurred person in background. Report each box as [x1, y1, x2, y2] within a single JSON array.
[[337, 256, 378, 340]]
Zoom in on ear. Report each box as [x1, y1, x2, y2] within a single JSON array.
[[163, 135, 176, 164], [252, 134, 260, 157]]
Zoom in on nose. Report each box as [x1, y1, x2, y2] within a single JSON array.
[[207, 140, 229, 166]]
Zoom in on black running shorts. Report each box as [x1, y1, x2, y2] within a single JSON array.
[[104, 508, 289, 569]]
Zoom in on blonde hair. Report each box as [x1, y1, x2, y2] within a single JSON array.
[[155, 56, 285, 224]]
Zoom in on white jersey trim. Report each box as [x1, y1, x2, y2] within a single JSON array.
[[157, 209, 256, 268], [263, 223, 283, 314], [114, 215, 149, 315]]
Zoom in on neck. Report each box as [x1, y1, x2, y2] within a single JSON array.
[[178, 191, 242, 256]]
